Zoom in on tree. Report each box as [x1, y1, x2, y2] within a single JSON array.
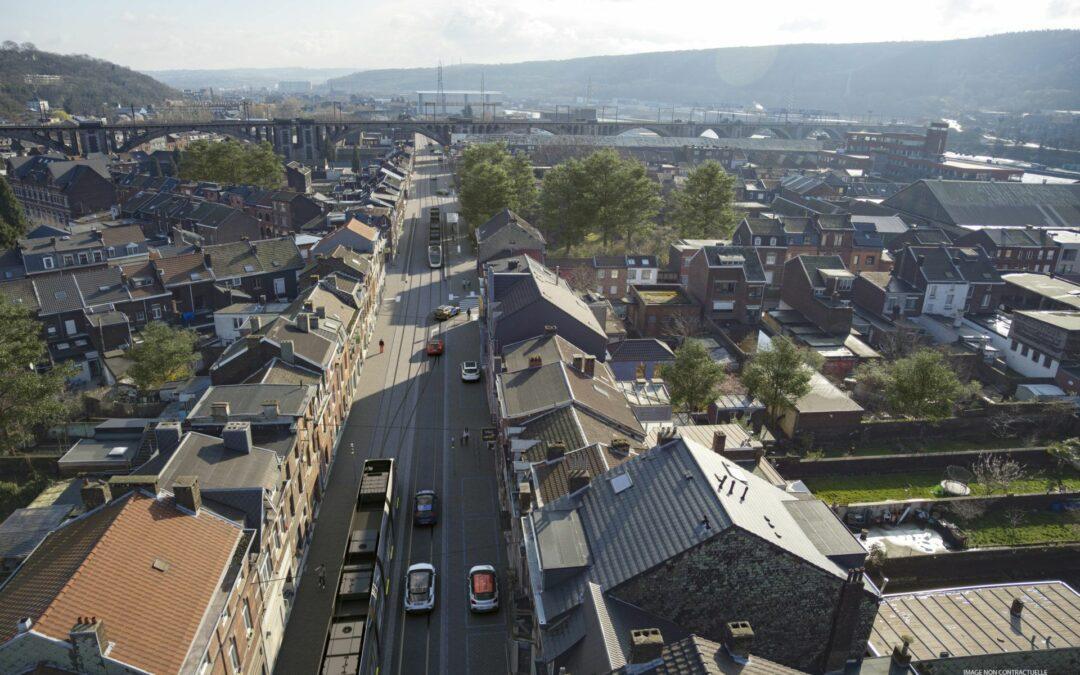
[[0, 174, 30, 249], [126, 322, 198, 393], [670, 160, 738, 238], [457, 142, 536, 226], [580, 149, 660, 248], [660, 340, 726, 415], [971, 453, 1026, 495], [741, 335, 824, 427], [505, 152, 538, 216], [351, 147, 361, 174], [883, 349, 974, 419], [178, 139, 283, 188], [563, 264, 597, 294], [0, 296, 74, 455], [538, 158, 591, 252], [1047, 438, 1080, 488]]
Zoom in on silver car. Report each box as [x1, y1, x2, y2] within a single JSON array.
[[404, 563, 436, 613]]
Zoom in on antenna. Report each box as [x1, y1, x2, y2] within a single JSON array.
[[480, 69, 485, 121], [436, 60, 446, 119]]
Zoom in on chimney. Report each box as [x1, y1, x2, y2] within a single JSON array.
[[546, 441, 567, 461], [262, 400, 281, 418], [610, 438, 631, 455], [81, 479, 112, 510], [316, 305, 326, 319], [572, 353, 584, 371], [712, 430, 727, 454], [1010, 597, 1024, 619], [528, 355, 543, 368], [149, 419, 180, 454], [583, 355, 596, 378], [517, 482, 533, 513], [303, 300, 314, 313], [297, 313, 311, 333], [249, 315, 262, 332], [310, 274, 320, 285], [173, 475, 201, 514], [544, 324, 558, 334], [567, 469, 590, 494], [629, 628, 664, 665], [210, 401, 230, 421], [222, 421, 253, 453], [889, 638, 913, 675], [722, 621, 754, 663], [310, 314, 320, 331], [203, 252, 212, 269], [70, 617, 109, 673], [278, 336, 295, 362], [107, 475, 159, 497]]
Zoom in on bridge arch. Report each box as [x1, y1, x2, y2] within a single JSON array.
[[0, 128, 74, 155], [697, 127, 732, 139], [613, 126, 671, 138], [746, 127, 793, 140], [802, 127, 843, 141]]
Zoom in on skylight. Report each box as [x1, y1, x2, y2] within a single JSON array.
[[243, 264, 256, 273], [610, 472, 633, 494], [107, 446, 129, 458]]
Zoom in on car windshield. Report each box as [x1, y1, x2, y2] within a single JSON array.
[[463, 363, 477, 371], [471, 572, 496, 600], [408, 570, 432, 598], [416, 494, 435, 510]]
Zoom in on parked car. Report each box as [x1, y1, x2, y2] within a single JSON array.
[[414, 489, 438, 526], [436, 188, 449, 196], [404, 563, 436, 613], [426, 338, 445, 356], [433, 305, 460, 321], [460, 361, 481, 382], [467, 565, 499, 613]]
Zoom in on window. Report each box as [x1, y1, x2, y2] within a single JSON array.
[[610, 270, 619, 279], [228, 638, 241, 673], [609, 285, 617, 295], [928, 286, 937, 299], [77, 252, 89, 265], [852, 255, 859, 267], [597, 269, 606, 279], [866, 255, 875, 265], [242, 600, 253, 636], [232, 317, 244, 329], [904, 297, 918, 311], [151, 305, 162, 319], [753, 237, 762, 246], [769, 237, 777, 246], [136, 311, 146, 321], [107, 246, 115, 258], [63, 254, 74, 266], [42, 256, 54, 269], [1021, 345, 1030, 357], [967, 286, 975, 298], [765, 253, 777, 265], [252, 278, 262, 289], [1031, 349, 1042, 362], [92, 251, 103, 263], [1011, 340, 1019, 351], [1044, 354, 1053, 367], [126, 243, 138, 255], [981, 294, 991, 308], [712, 300, 735, 311]]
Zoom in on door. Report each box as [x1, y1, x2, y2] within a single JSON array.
[[274, 277, 286, 297], [64, 319, 77, 336]]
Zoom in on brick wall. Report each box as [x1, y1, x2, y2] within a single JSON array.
[[880, 543, 1080, 594], [612, 528, 878, 672]]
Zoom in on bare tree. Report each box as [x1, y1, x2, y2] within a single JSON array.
[[972, 453, 1026, 495], [990, 413, 1024, 441], [1004, 509, 1027, 528], [663, 313, 704, 343], [877, 325, 926, 360], [950, 500, 988, 522], [563, 265, 597, 294]]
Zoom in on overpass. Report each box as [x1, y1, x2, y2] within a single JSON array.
[[0, 117, 916, 165]]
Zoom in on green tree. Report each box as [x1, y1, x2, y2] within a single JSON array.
[[457, 142, 536, 226], [0, 296, 74, 455], [126, 322, 198, 392], [351, 147, 362, 174], [741, 336, 824, 427], [0, 174, 30, 249], [670, 160, 737, 238], [883, 349, 974, 419], [179, 139, 283, 188], [459, 161, 512, 228], [538, 158, 591, 253], [660, 340, 726, 414], [506, 152, 538, 215]]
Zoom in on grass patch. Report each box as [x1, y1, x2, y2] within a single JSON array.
[[0, 475, 51, 521], [804, 468, 1080, 505], [819, 436, 1040, 458], [963, 510, 1080, 547]]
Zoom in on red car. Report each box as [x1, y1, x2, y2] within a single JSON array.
[[426, 338, 445, 356]]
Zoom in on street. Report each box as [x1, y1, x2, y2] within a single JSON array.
[[274, 139, 509, 675]]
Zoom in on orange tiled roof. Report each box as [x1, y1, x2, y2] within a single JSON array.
[[0, 492, 242, 674]]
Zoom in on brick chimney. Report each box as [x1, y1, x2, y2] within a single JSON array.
[[629, 628, 664, 665], [203, 252, 212, 269], [154, 421, 183, 456], [582, 355, 596, 378], [544, 324, 557, 334], [567, 469, 590, 495], [889, 637, 913, 675], [297, 313, 311, 333], [249, 315, 262, 332], [712, 430, 726, 454], [528, 355, 543, 368], [81, 480, 112, 510], [210, 401, 230, 421], [722, 621, 754, 663], [546, 441, 567, 461], [572, 353, 584, 371], [173, 475, 201, 514], [610, 438, 631, 456], [222, 421, 253, 453], [70, 617, 109, 673], [316, 305, 326, 319], [107, 475, 159, 498], [517, 481, 533, 513], [281, 339, 295, 363]]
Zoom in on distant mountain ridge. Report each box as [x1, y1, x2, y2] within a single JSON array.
[[327, 31, 1080, 117], [147, 67, 358, 90], [0, 45, 178, 120]]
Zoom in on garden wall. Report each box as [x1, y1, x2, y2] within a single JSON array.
[[774, 447, 1053, 479], [880, 543, 1080, 593], [836, 490, 1080, 521]]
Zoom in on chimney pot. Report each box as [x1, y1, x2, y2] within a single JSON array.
[[173, 475, 201, 514], [154, 421, 183, 456], [528, 355, 543, 368], [722, 621, 754, 663], [1010, 597, 1024, 618], [546, 441, 567, 461], [203, 253, 212, 269], [281, 339, 295, 363], [222, 421, 253, 453], [712, 431, 727, 454], [572, 353, 584, 371], [107, 475, 160, 498], [544, 324, 557, 334], [297, 313, 311, 333], [583, 355, 596, 378], [629, 628, 664, 665], [517, 482, 533, 513], [262, 400, 281, 418]]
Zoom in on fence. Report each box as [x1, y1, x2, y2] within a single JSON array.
[[774, 447, 1054, 479]]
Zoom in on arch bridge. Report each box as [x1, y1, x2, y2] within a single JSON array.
[[0, 117, 908, 165]]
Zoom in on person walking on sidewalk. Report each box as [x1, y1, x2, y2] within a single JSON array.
[[379, 339, 385, 354], [461, 426, 470, 447], [315, 564, 326, 590]]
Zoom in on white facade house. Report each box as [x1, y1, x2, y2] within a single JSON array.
[[921, 281, 969, 318]]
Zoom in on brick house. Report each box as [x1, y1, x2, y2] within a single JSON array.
[[685, 246, 766, 326], [5, 155, 116, 227], [521, 437, 878, 674], [625, 284, 700, 338], [17, 223, 148, 275], [954, 227, 1060, 274], [893, 245, 1002, 318], [780, 255, 855, 335], [271, 191, 324, 234], [180, 201, 267, 245], [852, 271, 924, 324], [667, 239, 729, 287]]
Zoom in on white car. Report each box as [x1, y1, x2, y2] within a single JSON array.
[[467, 565, 499, 613], [404, 563, 436, 613], [460, 361, 481, 382]]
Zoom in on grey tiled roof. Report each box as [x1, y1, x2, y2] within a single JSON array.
[[886, 180, 1080, 228], [135, 432, 280, 492], [0, 505, 74, 560], [32, 274, 82, 315], [495, 257, 605, 341], [608, 339, 675, 363], [476, 208, 545, 244], [189, 384, 315, 420]]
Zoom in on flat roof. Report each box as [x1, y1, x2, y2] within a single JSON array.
[[1015, 309, 1080, 331], [869, 581, 1080, 660], [635, 288, 693, 305], [1003, 272, 1080, 310]]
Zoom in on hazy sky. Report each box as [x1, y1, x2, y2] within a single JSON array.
[[5, 0, 1079, 71]]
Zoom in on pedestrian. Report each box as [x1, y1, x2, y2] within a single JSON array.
[[461, 427, 470, 446], [449, 434, 455, 450], [315, 564, 326, 590], [466, 307, 472, 320], [379, 339, 385, 354]]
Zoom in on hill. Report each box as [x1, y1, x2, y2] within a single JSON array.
[[327, 31, 1080, 117], [147, 67, 357, 90], [0, 44, 178, 120]]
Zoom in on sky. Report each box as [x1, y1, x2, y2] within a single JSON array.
[[4, 0, 1079, 72]]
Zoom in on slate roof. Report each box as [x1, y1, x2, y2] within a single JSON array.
[[134, 431, 280, 493], [795, 255, 850, 286], [495, 257, 606, 341], [905, 246, 964, 283], [884, 180, 1080, 228], [948, 247, 1002, 285], [699, 246, 767, 282], [476, 208, 546, 244], [608, 339, 675, 363], [0, 505, 74, 561], [502, 333, 616, 384], [32, 274, 82, 314], [624, 634, 802, 674], [0, 492, 243, 674], [153, 252, 211, 287], [189, 384, 316, 420], [0, 278, 41, 312]]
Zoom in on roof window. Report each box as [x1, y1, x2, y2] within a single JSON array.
[[610, 472, 633, 494]]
